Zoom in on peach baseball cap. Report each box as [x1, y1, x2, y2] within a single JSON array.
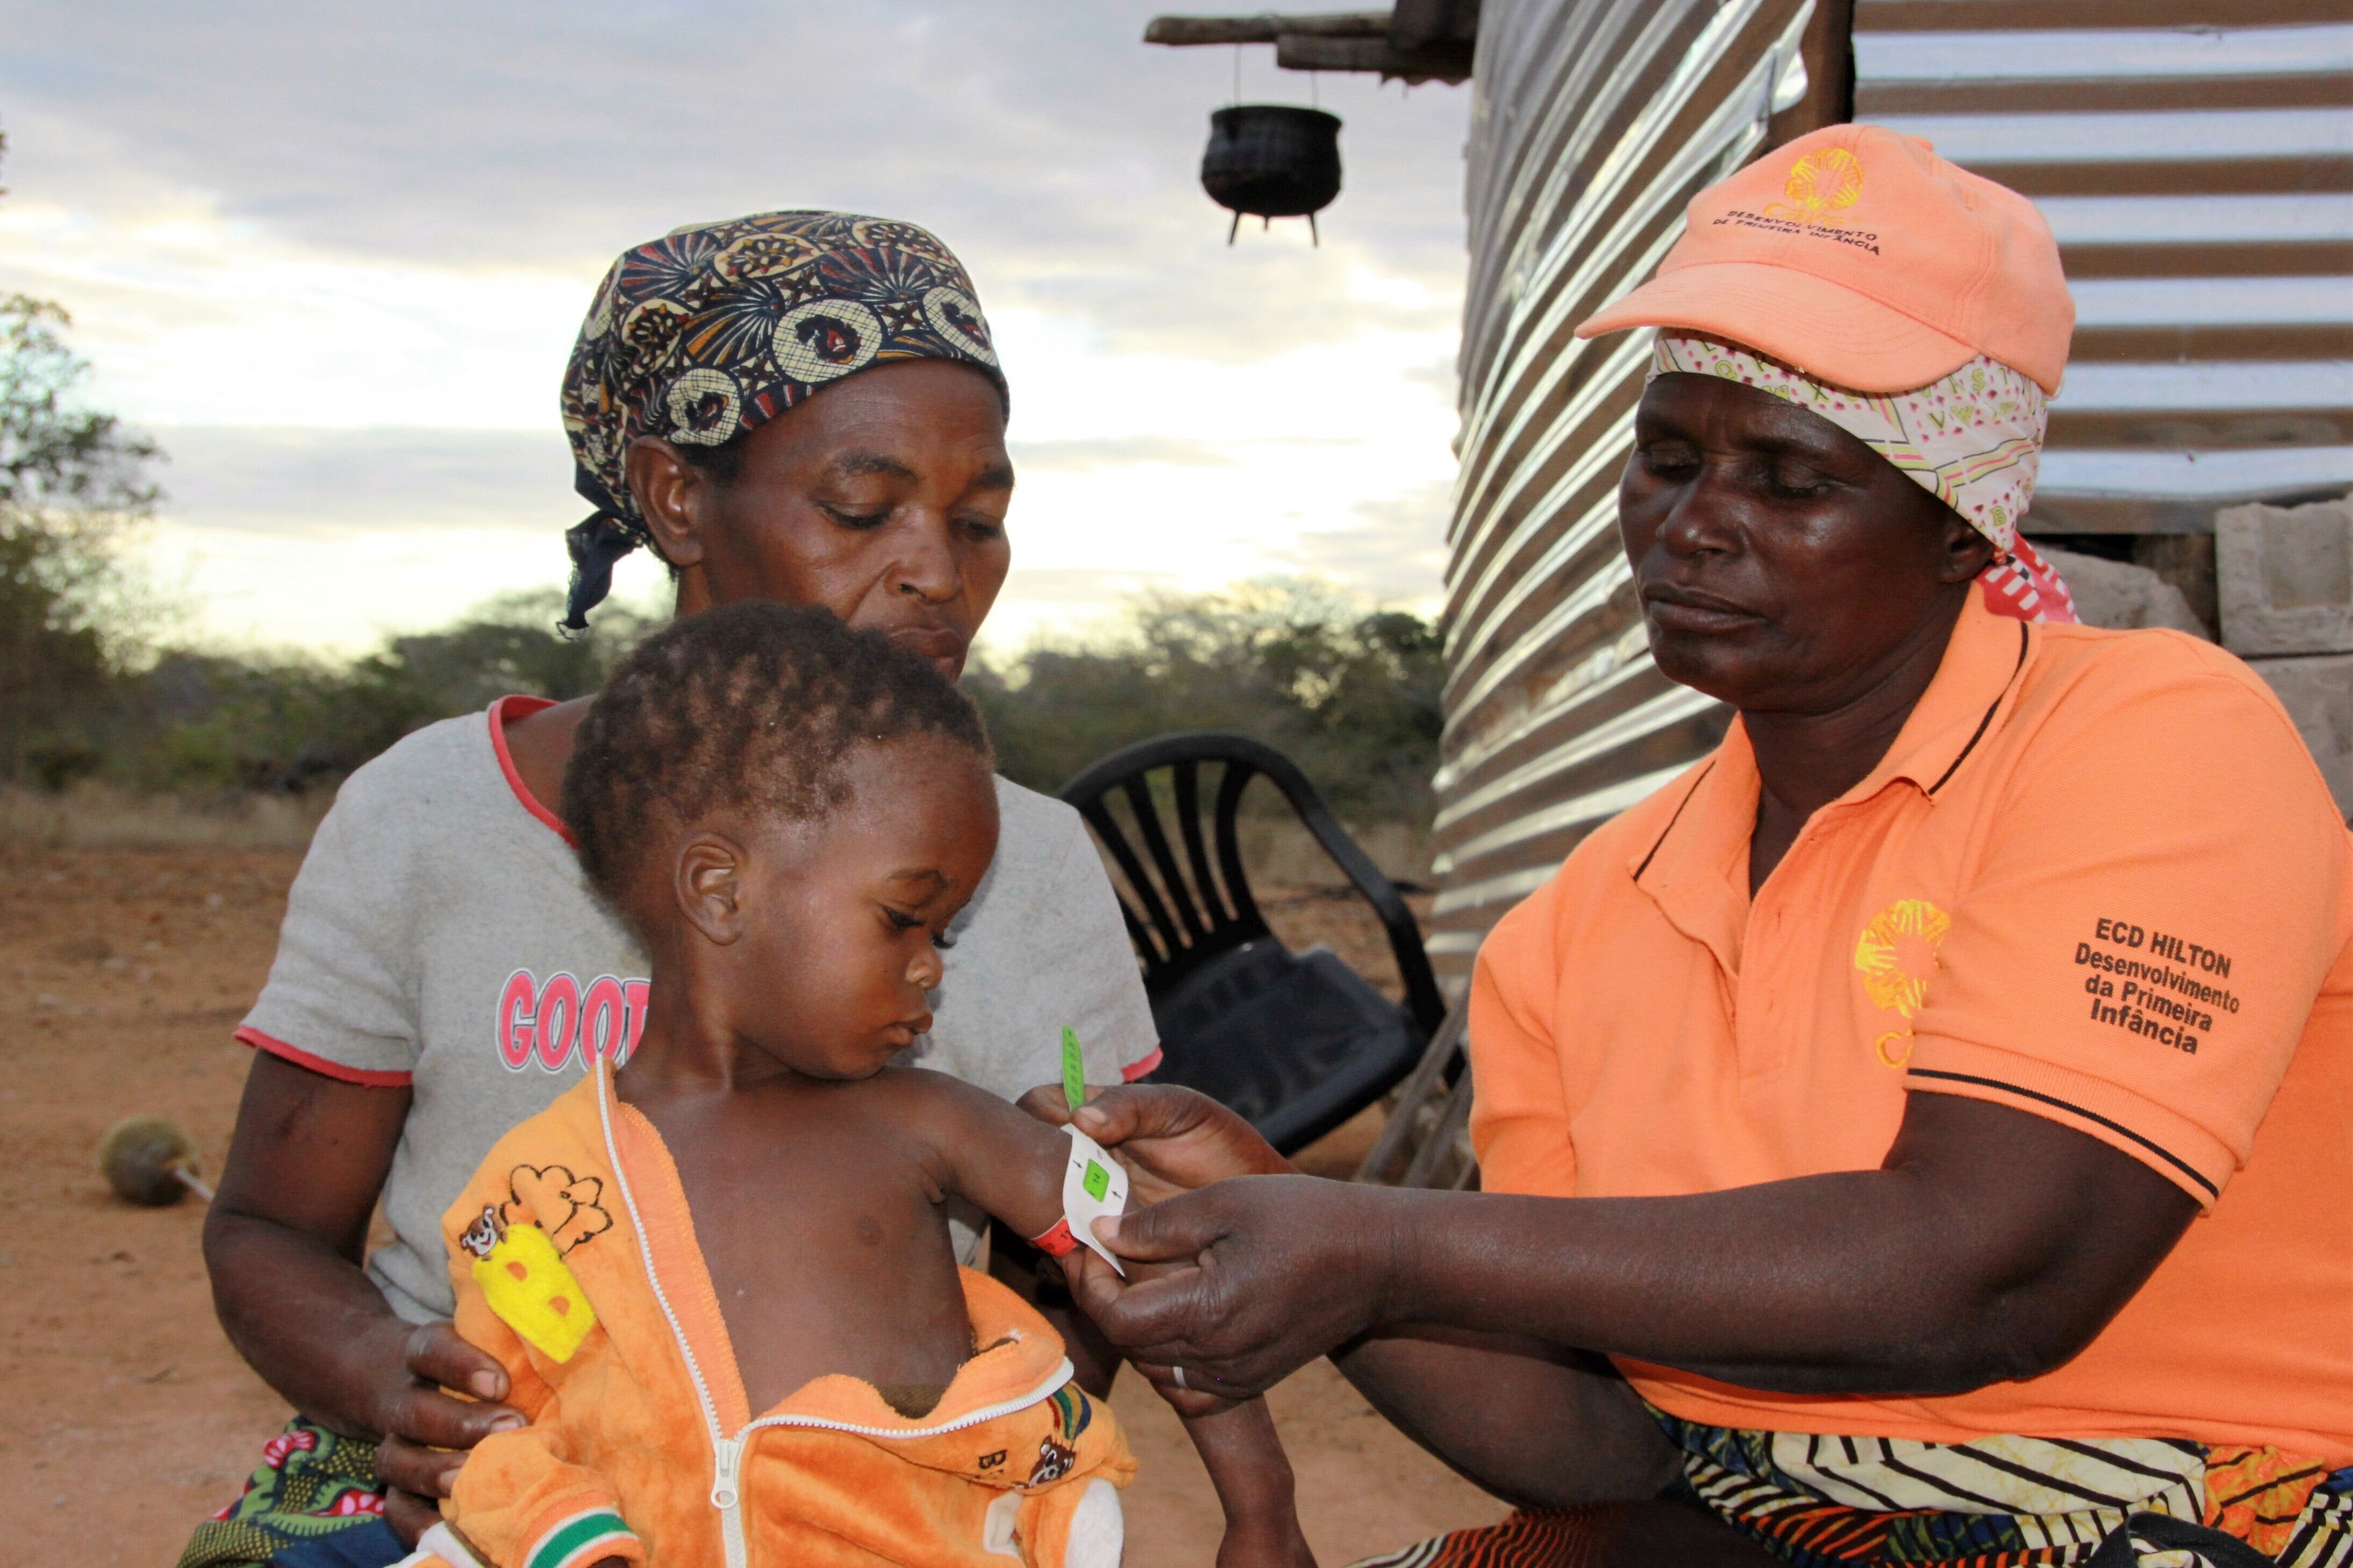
[[1576, 125, 2073, 395]]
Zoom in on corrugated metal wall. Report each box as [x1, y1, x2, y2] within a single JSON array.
[[1858, 3, 2352, 535], [1425, 1, 2353, 990], [1426, 0, 1833, 981]]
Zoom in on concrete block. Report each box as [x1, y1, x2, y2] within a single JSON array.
[[2040, 546, 2209, 639], [2133, 534, 2218, 635], [2250, 653, 2353, 822], [2217, 497, 2353, 656]]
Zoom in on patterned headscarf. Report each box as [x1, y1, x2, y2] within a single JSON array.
[[1649, 333, 2076, 624], [557, 211, 1006, 629]]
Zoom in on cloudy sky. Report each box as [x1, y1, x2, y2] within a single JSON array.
[[0, 2, 1473, 656]]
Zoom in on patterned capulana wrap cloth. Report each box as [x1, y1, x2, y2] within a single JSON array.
[[1649, 331, 2078, 627], [1349, 1416, 2353, 1568], [177, 1416, 406, 1568], [557, 210, 1006, 628], [1658, 1413, 2353, 1567]]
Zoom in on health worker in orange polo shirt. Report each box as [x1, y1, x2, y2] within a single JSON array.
[[1053, 126, 2353, 1568]]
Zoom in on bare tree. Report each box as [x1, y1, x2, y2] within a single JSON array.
[[0, 283, 166, 784]]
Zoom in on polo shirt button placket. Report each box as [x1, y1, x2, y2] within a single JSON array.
[[1741, 894, 1785, 1072], [1744, 828, 1821, 1069]]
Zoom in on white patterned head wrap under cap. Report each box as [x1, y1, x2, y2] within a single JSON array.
[[1649, 332, 2076, 624]]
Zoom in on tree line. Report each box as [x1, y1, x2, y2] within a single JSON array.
[[0, 289, 1441, 830]]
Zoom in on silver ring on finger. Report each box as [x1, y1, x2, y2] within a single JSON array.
[[1171, 1365, 1189, 1391]]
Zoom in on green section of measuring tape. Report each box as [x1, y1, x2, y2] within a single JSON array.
[[1061, 1025, 1086, 1111]]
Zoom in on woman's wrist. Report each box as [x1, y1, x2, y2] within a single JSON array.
[[1350, 1183, 1428, 1336], [291, 1293, 420, 1438], [206, 1212, 413, 1435], [1351, 1184, 1528, 1339]]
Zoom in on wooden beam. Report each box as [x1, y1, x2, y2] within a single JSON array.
[[1387, 0, 1477, 50], [1143, 11, 1391, 46], [1275, 32, 1472, 82], [1144, 6, 1473, 81]]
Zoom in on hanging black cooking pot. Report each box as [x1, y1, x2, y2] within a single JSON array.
[[1200, 104, 1342, 245]]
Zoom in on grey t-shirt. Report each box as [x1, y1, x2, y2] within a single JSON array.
[[238, 696, 1160, 1323]]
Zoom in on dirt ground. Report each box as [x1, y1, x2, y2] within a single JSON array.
[[0, 845, 1505, 1564]]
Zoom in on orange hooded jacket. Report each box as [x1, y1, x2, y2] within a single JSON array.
[[406, 1067, 1134, 1568]]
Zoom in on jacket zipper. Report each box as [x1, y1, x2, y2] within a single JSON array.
[[595, 1065, 746, 1568], [712, 1433, 749, 1566], [595, 1066, 1078, 1567]]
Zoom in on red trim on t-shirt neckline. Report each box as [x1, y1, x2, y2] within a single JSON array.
[[237, 1026, 414, 1089], [488, 694, 577, 847], [1121, 1047, 1162, 1082]]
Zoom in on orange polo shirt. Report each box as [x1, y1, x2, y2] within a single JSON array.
[[1467, 593, 2353, 1461]]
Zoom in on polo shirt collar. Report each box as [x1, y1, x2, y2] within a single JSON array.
[[1626, 744, 1757, 977], [1846, 592, 2033, 804], [1625, 594, 2033, 970]]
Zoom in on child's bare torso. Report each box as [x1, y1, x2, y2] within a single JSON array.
[[624, 1067, 981, 1417]]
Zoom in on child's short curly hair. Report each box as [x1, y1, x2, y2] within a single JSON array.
[[563, 601, 992, 905]]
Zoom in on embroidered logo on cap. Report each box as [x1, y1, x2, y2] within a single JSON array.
[[1768, 147, 1864, 227]]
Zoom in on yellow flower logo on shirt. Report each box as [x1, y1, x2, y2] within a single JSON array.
[[1855, 899, 1951, 1066], [1767, 147, 1865, 227]]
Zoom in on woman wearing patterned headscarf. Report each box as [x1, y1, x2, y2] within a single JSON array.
[[184, 214, 1164, 1568], [1054, 128, 2353, 1567], [552, 212, 1014, 636]]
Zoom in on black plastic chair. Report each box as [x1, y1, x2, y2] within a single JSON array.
[[1058, 731, 1445, 1154]]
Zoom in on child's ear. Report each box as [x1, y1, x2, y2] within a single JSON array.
[[675, 833, 748, 944]]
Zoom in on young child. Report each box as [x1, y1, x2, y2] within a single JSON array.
[[400, 602, 1312, 1568]]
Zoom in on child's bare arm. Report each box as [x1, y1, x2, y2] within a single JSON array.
[[901, 1069, 1079, 1244]]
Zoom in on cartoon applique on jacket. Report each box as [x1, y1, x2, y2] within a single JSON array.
[[404, 1068, 1134, 1568], [454, 1165, 612, 1366]]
